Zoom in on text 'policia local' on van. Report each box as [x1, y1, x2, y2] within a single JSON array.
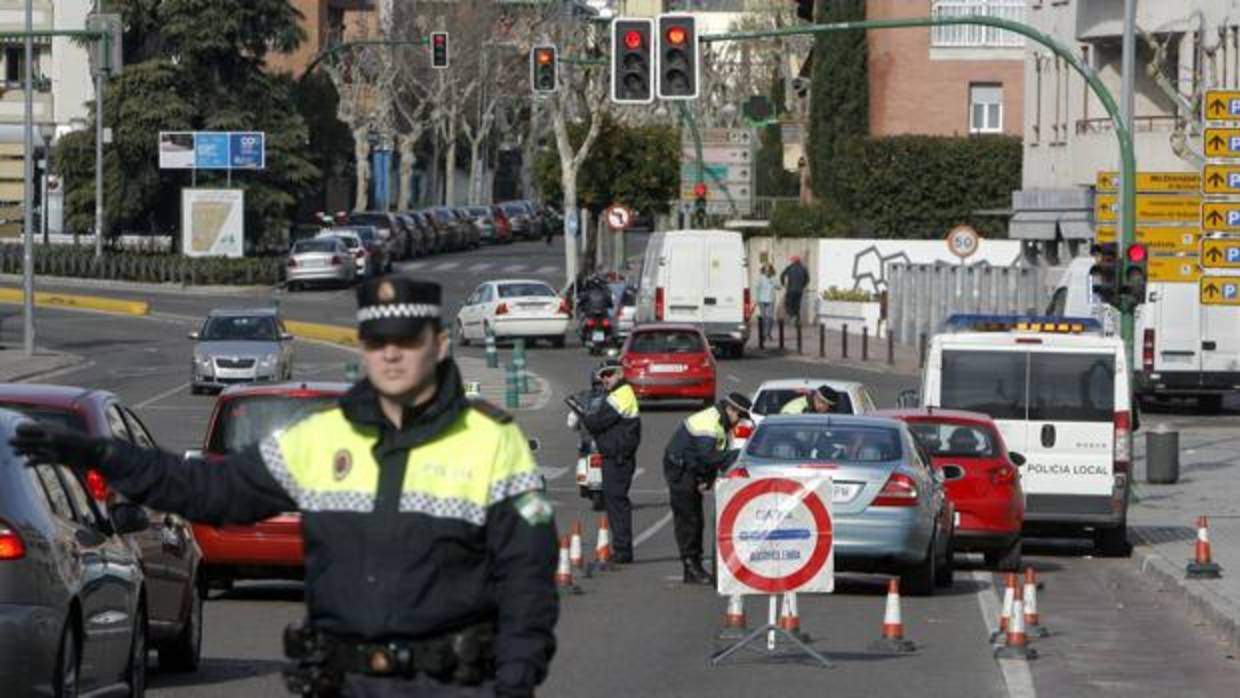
[[919, 315, 1132, 556]]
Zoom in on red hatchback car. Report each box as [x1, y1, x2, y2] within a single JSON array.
[[621, 324, 716, 407], [880, 408, 1026, 571], [189, 381, 348, 589]]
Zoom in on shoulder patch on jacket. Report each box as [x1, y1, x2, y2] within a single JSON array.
[[469, 398, 514, 424]]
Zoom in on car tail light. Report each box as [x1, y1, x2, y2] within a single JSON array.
[[699, 356, 714, 369], [354, 249, 366, 258], [84, 468, 108, 501], [872, 473, 919, 506], [602, 318, 611, 328], [589, 454, 602, 468], [743, 288, 752, 320], [495, 303, 509, 315], [585, 318, 596, 328], [0, 520, 25, 560], [989, 464, 1017, 486], [728, 467, 750, 479], [287, 257, 297, 268], [330, 255, 343, 265], [732, 421, 754, 440], [1114, 410, 1131, 474], [1142, 329, 1154, 372], [558, 298, 570, 315], [655, 287, 665, 321]]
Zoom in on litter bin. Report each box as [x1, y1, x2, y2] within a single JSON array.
[[1145, 424, 1179, 484]]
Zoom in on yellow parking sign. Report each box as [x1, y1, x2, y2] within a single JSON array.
[[1096, 226, 1198, 253], [1147, 255, 1201, 283]]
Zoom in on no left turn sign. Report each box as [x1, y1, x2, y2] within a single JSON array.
[[715, 476, 835, 595], [604, 204, 633, 231]]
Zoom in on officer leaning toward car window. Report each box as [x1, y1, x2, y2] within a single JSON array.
[[780, 385, 840, 415], [579, 359, 641, 563], [11, 277, 559, 698], [662, 393, 751, 585]]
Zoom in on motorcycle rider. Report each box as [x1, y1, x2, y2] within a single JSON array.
[[576, 274, 614, 344], [579, 359, 641, 563]]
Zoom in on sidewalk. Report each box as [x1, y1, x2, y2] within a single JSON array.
[[0, 344, 86, 383], [745, 321, 923, 377], [1129, 425, 1240, 650]]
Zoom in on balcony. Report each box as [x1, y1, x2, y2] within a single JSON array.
[[1074, 115, 1179, 135], [930, 0, 1025, 48]]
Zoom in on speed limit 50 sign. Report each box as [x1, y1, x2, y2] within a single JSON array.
[[715, 476, 834, 595]]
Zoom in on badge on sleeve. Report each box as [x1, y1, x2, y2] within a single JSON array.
[[333, 449, 353, 481], [515, 491, 554, 526]]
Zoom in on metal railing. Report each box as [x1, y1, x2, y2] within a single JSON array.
[[930, 0, 1025, 48], [1075, 114, 1179, 135]]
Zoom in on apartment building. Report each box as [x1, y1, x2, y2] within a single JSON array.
[[267, 0, 375, 77]]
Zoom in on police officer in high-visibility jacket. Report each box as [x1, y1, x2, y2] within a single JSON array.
[[11, 277, 559, 698], [580, 359, 641, 562], [662, 393, 752, 584], [780, 384, 840, 415]]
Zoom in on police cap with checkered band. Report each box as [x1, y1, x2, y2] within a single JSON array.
[[356, 276, 442, 341]]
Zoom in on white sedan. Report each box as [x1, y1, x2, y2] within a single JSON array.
[[733, 378, 880, 450], [456, 279, 571, 348]]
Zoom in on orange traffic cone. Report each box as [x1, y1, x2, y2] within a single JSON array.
[[718, 594, 747, 640], [870, 578, 916, 653], [991, 573, 1017, 643], [778, 592, 811, 643], [1187, 516, 1223, 579], [554, 535, 582, 595], [995, 585, 1036, 660], [1023, 567, 1049, 638], [569, 521, 585, 569], [591, 515, 613, 573]]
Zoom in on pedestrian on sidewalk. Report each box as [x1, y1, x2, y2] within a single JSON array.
[[780, 256, 810, 327], [755, 264, 780, 342]]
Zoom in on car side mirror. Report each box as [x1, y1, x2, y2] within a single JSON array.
[[1008, 452, 1026, 467], [187, 331, 200, 340], [932, 468, 946, 484], [897, 389, 920, 408], [527, 438, 540, 453], [184, 449, 203, 462], [110, 502, 150, 535], [280, 333, 294, 342]]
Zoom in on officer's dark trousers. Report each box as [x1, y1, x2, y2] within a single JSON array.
[[342, 674, 495, 697], [664, 464, 705, 561], [602, 455, 636, 556]]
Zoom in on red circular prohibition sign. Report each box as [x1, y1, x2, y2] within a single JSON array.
[[717, 478, 833, 593]]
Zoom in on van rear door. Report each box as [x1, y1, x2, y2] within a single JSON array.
[[1200, 303, 1240, 373], [663, 235, 706, 324], [936, 345, 1031, 474], [1024, 349, 1116, 499], [701, 236, 745, 326], [1150, 282, 1201, 373]]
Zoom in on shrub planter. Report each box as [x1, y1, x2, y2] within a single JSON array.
[[817, 299, 883, 338]]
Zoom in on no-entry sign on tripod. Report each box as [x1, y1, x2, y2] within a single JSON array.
[[712, 475, 834, 667]]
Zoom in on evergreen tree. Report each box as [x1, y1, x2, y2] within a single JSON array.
[[807, 0, 868, 204]]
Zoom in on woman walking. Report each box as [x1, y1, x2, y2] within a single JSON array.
[[755, 264, 780, 343]]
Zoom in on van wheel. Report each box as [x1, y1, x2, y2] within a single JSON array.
[[551, 336, 566, 349], [1198, 394, 1224, 413], [985, 539, 1022, 572], [1094, 524, 1131, 557], [53, 615, 79, 698]]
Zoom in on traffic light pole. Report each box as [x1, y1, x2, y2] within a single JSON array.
[[699, 14, 1137, 347]]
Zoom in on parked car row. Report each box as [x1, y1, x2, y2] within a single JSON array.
[[347, 200, 555, 263]]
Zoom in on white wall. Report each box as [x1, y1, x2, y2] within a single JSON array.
[[815, 238, 1024, 296], [50, 0, 91, 129]]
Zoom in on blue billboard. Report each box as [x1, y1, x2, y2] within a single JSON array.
[[159, 131, 266, 170]]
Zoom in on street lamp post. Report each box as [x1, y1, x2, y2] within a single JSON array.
[[38, 122, 54, 245], [22, 0, 34, 357]]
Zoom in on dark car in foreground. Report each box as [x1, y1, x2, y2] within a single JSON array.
[[0, 383, 206, 672], [0, 408, 152, 697]]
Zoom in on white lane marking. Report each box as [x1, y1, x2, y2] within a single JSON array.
[[535, 266, 558, 274], [727, 374, 741, 383], [970, 569, 1038, 698], [538, 466, 570, 481], [134, 381, 192, 409], [503, 264, 528, 272], [403, 262, 427, 271], [468, 263, 493, 272], [633, 511, 673, 548], [435, 262, 460, 271]]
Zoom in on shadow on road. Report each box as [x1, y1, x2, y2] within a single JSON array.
[[150, 657, 284, 688]]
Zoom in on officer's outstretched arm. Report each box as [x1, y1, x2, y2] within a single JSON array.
[[94, 439, 296, 526], [690, 433, 732, 475], [486, 425, 559, 695]]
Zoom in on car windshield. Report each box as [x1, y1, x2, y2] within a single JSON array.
[[628, 331, 705, 354], [745, 423, 902, 463], [355, 228, 377, 244], [0, 403, 88, 432], [293, 239, 337, 254], [467, 207, 489, 217], [321, 234, 359, 249], [498, 283, 556, 298], [501, 203, 524, 215], [201, 315, 279, 341], [207, 394, 339, 454], [906, 420, 999, 458], [752, 388, 854, 415]]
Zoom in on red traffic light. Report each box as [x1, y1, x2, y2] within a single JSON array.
[[693, 182, 708, 199], [433, 34, 446, 47], [535, 49, 553, 65], [624, 30, 643, 50], [665, 26, 688, 46], [1126, 243, 1147, 264]]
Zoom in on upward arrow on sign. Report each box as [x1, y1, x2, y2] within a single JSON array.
[[1209, 171, 1226, 188], [1205, 282, 1221, 298], [1207, 246, 1224, 262], [1209, 98, 1229, 118], [1209, 133, 1228, 151], [1208, 210, 1226, 226]]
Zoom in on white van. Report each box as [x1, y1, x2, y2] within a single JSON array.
[[919, 315, 1133, 555], [635, 229, 750, 357]]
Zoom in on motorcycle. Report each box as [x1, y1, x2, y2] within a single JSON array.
[[566, 385, 607, 512], [580, 311, 613, 355]]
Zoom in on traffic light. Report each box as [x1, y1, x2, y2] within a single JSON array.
[[530, 45, 558, 94], [430, 32, 449, 69], [692, 182, 708, 225], [1089, 242, 1120, 307], [611, 18, 654, 104], [657, 14, 699, 100], [1121, 243, 1148, 308]]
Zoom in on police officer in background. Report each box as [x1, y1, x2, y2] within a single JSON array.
[[579, 359, 641, 562], [662, 393, 752, 584], [12, 277, 559, 698], [780, 384, 840, 415]]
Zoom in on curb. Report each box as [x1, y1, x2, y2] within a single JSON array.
[[0, 350, 89, 384], [0, 287, 149, 316], [746, 346, 921, 377], [0, 273, 271, 297], [284, 320, 359, 347], [1129, 533, 1240, 652]]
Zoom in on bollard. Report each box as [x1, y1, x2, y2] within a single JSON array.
[[819, 324, 826, 358], [778, 320, 785, 350], [505, 364, 520, 409], [1145, 424, 1180, 484], [513, 338, 529, 394], [485, 327, 499, 369], [758, 317, 766, 350], [796, 323, 803, 354], [887, 330, 895, 366], [842, 324, 849, 359], [862, 327, 869, 361], [918, 332, 928, 368]]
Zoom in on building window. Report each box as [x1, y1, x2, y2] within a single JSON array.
[[931, 0, 1025, 48], [4, 46, 23, 85], [970, 84, 1003, 133]]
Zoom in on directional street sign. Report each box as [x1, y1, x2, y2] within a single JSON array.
[[1096, 171, 1199, 193], [681, 184, 751, 201], [1202, 201, 1240, 231], [1096, 194, 1200, 223], [1148, 255, 1201, 283], [681, 146, 751, 165], [1200, 276, 1240, 305], [1202, 164, 1240, 195], [1201, 238, 1240, 268], [1096, 226, 1199, 253], [692, 128, 753, 147], [1204, 90, 1240, 122], [1204, 128, 1240, 158], [679, 163, 751, 185]]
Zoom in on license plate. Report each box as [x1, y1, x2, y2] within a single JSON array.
[[832, 483, 860, 502], [591, 330, 605, 342], [650, 363, 686, 373]]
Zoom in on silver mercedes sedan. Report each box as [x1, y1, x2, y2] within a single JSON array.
[[725, 414, 955, 595], [189, 307, 295, 394]]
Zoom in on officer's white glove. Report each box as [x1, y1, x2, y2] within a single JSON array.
[[566, 411, 580, 429]]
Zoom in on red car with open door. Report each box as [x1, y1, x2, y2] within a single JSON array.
[[621, 324, 716, 407], [879, 408, 1026, 571]]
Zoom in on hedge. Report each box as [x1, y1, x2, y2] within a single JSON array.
[[0, 245, 285, 286]]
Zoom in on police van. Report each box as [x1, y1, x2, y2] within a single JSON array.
[[918, 315, 1133, 555]]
